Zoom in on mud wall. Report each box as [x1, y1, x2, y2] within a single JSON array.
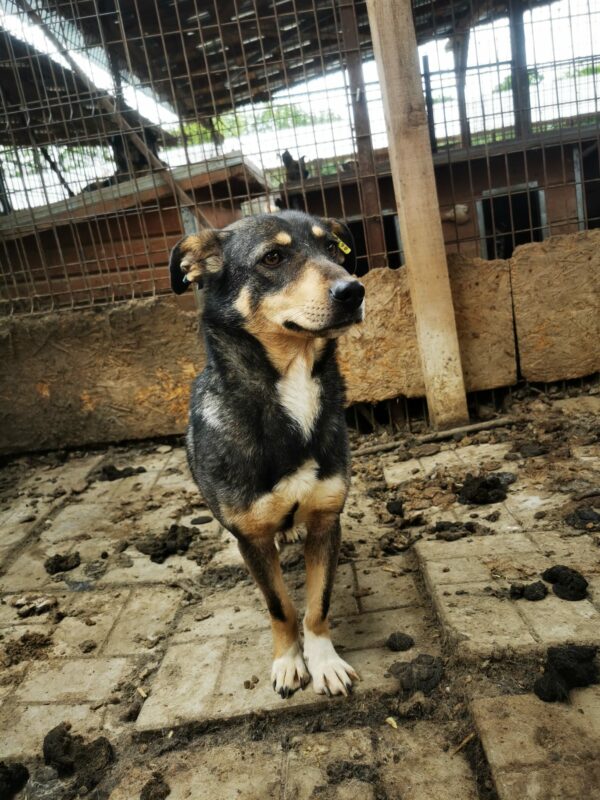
[[338, 255, 517, 403], [511, 231, 600, 382], [0, 229, 598, 453], [0, 297, 204, 454]]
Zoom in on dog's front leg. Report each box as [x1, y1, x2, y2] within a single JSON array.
[[237, 534, 309, 698], [303, 511, 359, 696]]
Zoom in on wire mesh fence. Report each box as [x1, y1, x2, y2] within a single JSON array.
[[0, 0, 598, 314]]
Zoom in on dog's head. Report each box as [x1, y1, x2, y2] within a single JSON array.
[[169, 210, 364, 340]]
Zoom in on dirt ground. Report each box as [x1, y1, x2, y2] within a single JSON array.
[[0, 383, 599, 799]]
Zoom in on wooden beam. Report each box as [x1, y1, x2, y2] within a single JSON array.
[[0, 158, 263, 237], [339, 2, 386, 268], [365, 0, 469, 428], [509, 0, 532, 139], [451, 31, 471, 149]]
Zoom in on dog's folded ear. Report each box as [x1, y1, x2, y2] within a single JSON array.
[[169, 230, 223, 294], [321, 218, 356, 274]]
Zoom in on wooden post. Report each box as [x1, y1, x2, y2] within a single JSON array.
[[509, 0, 532, 139], [451, 32, 471, 148], [340, 2, 387, 268], [366, 0, 469, 427]]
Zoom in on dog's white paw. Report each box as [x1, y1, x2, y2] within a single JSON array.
[[303, 630, 359, 697], [271, 641, 310, 699]]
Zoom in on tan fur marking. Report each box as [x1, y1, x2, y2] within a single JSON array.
[[304, 557, 329, 637], [234, 286, 252, 318], [223, 464, 347, 538], [240, 261, 350, 373], [274, 231, 292, 246], [270, 572, 299, 657], [179, 230, 222, 277], [327, 219, 343, 236], [259, 266, 331, 329], [245, 316, 318, 374], [311, 225, 325, 237]]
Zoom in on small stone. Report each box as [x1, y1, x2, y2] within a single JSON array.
[[385, 499, 404, 517], [386, 632, 415, 652], [80, 640, 97, 653], [156, 445, 173, 454], [436, 529, 465, 542], [190, 515, 213, 525], [44, 552, 81, 575], [34, 597, 58, 615]]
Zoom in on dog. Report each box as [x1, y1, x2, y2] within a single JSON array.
[[170, 210, 365, 698], [281, 150, 309, 182]]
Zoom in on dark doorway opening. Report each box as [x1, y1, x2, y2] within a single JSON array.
[[347, 212, 403, 275], [481, 189, 543, 260], [582, 143, 600, 229]]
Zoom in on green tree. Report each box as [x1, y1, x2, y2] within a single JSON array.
[[493, 69, 544, 93]]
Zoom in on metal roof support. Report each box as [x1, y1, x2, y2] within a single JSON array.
[[366, 0, 469, 427]]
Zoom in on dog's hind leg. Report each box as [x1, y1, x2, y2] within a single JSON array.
[[237, 534, 309, 698], [303, 511, 359, 696]]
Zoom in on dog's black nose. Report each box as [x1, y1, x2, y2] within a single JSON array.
[[329, 280, 365, 311]]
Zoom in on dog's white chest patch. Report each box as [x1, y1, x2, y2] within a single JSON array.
[[276, 355, 321, 440]]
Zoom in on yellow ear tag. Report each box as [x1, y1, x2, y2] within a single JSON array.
[[337, 239, 351, 255]]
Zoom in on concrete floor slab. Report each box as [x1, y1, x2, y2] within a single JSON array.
[[473, 690, 600, 799], [15, 656, 129, 703], [135, 639, 228, 731], [377, 723, 479, 799], [0, 702, 105, 759], [103, 586, 183, 655]]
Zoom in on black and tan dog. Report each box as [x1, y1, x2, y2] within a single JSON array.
[[170, 210, 365, 698]]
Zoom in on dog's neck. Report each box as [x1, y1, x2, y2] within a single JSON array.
[[203, 320, 336, 386]]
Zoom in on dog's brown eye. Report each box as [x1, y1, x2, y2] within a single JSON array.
[[326, 241, 338, 258], [262, 250, 282, 267]]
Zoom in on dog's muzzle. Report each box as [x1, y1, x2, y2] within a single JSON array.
[[329, 280, 365, 313]]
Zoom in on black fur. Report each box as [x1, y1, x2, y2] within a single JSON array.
[[170, 210, 364, 697]]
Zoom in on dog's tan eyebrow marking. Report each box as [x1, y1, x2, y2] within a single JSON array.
[[311, 225, 325, 237], [274, 231, 292, 246]]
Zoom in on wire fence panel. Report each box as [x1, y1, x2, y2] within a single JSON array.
[[0, 0, 598, 314]]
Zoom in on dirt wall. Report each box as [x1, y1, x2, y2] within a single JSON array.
[[511, 229, 600, 382], [0, 229, 598, 453], [0, 297, 204, 454], [338, 255, 517, 403]]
